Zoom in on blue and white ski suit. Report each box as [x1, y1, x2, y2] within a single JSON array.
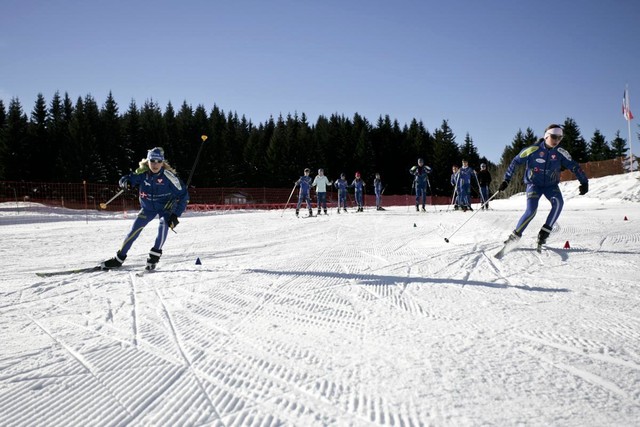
[[119, 167, 189, 256], [350, 178, 366, 209], [458, 166, 474, 208], [504, 139, 588, 234], [410, 165, 432, 208], [374, 178, 382, 209], [334, 178, 349, 210], [295, 175, 313, 211]]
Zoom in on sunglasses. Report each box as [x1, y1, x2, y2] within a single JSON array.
[[149, 159, 163, 164], [548, 134, 563, 141]]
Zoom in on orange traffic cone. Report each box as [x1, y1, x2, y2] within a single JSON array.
[[563, 241, 571, 249]]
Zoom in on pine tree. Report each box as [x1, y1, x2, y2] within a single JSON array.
[[588, 129, 613, 161], [122, 100, 141, 173], [0, 99, 7, 179], [610, 130, 628, 159], [99, 92, 125, 181], [562, 118, 588, 163], [266, 114, 293, 186], [432, 120, 460, 196], [5, 98, 29, 180], [49, 92, 72, 181], [460, 133, 480, 168], [27, 93, 49, 181]]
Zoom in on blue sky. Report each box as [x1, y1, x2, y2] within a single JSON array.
[[2, 0, 639, 163]]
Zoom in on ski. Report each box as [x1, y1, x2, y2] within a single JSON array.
[[36, 266, 105, 277], [494, 241, 519, 259]]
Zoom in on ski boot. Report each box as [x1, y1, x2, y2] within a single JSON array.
[[323, 209, 328, 215], [309, 209, 314, 217], [101, 251, 126, 269], [146, 248, 162, 271], [295, 209, 299, 217], [536, 225, 552, 253]]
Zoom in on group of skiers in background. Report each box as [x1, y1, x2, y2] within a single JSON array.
[[292, 156, 493, 217], [99, 123, 589, 270], [293, 168, 383, 217]]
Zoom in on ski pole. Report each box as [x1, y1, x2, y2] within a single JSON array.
[[473, 172, 485, 208], [100, 189, 124, 209], [185, 135, 208, 188], [444, 190, 500, 243], [281, 182, 298, 217], [169, 134, 208, 232]]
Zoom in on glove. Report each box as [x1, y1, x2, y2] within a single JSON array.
[[498, 180, 509, 192], [118, 176, 130, 189], [168, 213, 179, 229], [579, 182, 588, 195]]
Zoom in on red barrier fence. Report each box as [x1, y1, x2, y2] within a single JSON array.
[[4, 158, 627, 214], [560, 157, 625, 181], [0, 181, 459, 212]]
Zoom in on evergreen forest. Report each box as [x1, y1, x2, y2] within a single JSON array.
[[0, 92, 629, 196]]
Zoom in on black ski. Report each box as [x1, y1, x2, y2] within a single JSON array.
[[36, 266, 105, 277]]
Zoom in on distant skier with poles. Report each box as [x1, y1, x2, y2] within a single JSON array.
[[450, 165, 462, 210], [351, 172, 366, 212], [295, 168, 314, 217], [497, 124, 589, 255], [312, 168, 332, 215], [373, 173, 384, 211], [334, 173, 349, 213], [458, 159, 474, 211], [101, 147, 189, 271], [410, 158, 432, 212], [477, 163, 492, 209]]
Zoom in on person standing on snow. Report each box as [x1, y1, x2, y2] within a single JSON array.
[[334, 173, 349, 213], [457, 159, 475, 211], [450, 165, 463, 210], [410, 158, 432, 212], [477, 163, 492, 209], [373, 173, 384, 210], [102, 147, 189, 271], [498, 124, 589, 249], [295, 168, 314, 217], [350, 172, 366, 212], [312, 168, 332, 215]]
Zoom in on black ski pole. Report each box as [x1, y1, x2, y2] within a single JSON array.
[[185, 135, 208, 189], [444, 190, 500, 243], [169, 134, 208, 232]]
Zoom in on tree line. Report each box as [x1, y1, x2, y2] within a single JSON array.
[[0, 92, 629, 196]]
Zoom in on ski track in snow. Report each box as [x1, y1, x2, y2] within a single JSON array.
[[1, 173, 640, 426]]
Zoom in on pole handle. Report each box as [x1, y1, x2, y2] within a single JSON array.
[[100, 189, 125, 209]]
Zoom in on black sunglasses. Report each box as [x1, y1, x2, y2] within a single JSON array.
[[548, 134, 562, 141], [149, 159, 163, 164]]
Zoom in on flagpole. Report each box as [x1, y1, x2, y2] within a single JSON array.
[[625, 84, 634, 172]]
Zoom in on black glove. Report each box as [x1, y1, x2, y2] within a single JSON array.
[[118, 176, 130, 189], [168, 213, 179, 229], [579, 182, 589, 195], [498, 180, 509, 192]]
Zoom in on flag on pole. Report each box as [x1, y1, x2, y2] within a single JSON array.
[[623, 88, 634, 121]]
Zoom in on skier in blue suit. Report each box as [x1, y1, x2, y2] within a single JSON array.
[[457, 159, 475, 211], [351, 172, 366, 212], [102, 147, 189, 270], [410, 158, 432, 211], [295, 168, 314, 217], [373, 173, 383, 210], [334, 173, 349, 213], [499, 124, 589, 248]]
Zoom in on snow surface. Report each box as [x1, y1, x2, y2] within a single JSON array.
[[1, 173, 640, 427]]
